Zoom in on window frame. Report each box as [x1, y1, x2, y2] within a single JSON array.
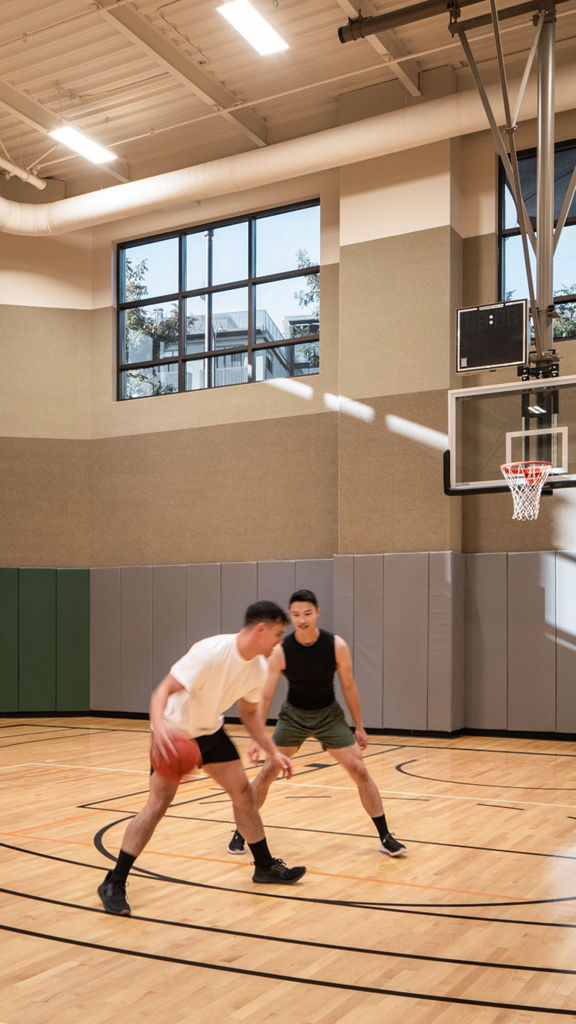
[[498, 138, 576, 330], [116, 199, 320, 401]]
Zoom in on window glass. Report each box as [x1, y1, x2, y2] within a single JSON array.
[[255, 275, 319, 341], [184, 353, 249, 391], [212, 288, 249, 349], [120, 238, 178, 302], [119, 363, 179, 399], [253, 341, 319, 380], [185, 231, 208, 292], [256, 206, 320, 277], [119, 301, 179, 364], [118, 201, 320, 399], [184, 295, 208, 355], [213, 221, 249, 285]]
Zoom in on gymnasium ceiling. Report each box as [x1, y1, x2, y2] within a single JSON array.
[[1, 0, 576, 200]]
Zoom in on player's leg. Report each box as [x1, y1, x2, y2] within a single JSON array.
[[207, 756, 305, 884], [328, 743, 406, 856], [227, 744, 297, 853], [228, 699, 307, 854], [98, 769, 179, 915]]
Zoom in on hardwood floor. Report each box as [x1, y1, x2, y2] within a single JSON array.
[[1, 717, 575, 1023]]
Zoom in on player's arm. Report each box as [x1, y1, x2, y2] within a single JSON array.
[[149, 673, 186, 759], [240, 644, 290, 772], [238, 693, 293, 779], [335, 635, 368, 750]]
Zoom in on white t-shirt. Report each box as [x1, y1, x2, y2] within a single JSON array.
[[164, 633, 267, 737]]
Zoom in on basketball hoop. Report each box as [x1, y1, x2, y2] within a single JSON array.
[[500, 461, 552, 520]]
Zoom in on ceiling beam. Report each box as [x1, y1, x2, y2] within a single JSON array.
[[96, 1, 268, 148], [334, 0, 422, 97], [0, 78, 130, 183]]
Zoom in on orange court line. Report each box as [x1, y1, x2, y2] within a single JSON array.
[[1, 829, 536, 901], [7, 810, 105, 834]]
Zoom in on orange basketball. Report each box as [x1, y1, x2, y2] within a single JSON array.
[[151, 735, 202, 782]]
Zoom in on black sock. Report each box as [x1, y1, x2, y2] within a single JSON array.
[[111, 849, 136, 882], [248, 838, 274, 869], [372, 814, 389, 839]]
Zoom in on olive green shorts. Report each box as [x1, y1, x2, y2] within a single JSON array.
[[272, 699, 355, 751]]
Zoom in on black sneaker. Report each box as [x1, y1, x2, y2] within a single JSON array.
[[252, 858, 306, 884], [97, 871, 131, 915], [379, 833, 406, 857], [227, 829, 246, 854]]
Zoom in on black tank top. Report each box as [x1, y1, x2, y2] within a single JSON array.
[[283, 629, 337, 710]]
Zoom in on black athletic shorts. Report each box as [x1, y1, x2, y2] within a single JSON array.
[[195, 726, 240, 765], [150, 726, 240, 774]]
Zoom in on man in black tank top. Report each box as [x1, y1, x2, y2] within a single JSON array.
[[227, 589, 406, 858]]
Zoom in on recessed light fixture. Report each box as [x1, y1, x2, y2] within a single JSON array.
[[49, 126, 117, 165], [217, 0, 289, 56]]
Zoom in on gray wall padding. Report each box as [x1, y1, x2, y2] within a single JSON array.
[[464, 553, 508, 729], [90, 552, 576, 734], [556, 551, 576, 733], [507, 552, 556, 732]]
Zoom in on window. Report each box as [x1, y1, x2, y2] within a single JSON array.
[[499, 139, 576, 340], [117, 201, 320, 400]]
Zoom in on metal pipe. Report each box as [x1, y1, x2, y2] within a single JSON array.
[[338, 0, 479, 41], [0, 155, 46, 190], [536, 14, 556, 353]]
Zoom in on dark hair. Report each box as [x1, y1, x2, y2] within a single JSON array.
[[244, 600, 289, 626], [289, 589, 318, 607]]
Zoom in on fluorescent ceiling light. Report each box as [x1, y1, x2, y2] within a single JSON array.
[[217, 1, 289, 55], [49, 126, 117, 164]]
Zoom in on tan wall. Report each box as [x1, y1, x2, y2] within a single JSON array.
[[3, 124, 576, 565], [0, 437, 91, 566]]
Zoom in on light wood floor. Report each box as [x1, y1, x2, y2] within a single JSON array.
[[1, 717, 576, 1023]]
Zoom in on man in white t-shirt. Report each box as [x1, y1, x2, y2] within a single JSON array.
[[98, 601, 306, 916]]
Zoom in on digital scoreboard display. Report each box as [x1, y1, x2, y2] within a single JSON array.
[[457, 300, 528, 372]]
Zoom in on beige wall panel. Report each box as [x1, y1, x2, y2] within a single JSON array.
[[458, 132, 498, 239], [89, 412, 338, 567], [89, 264, 339, 439], [0, 438, 91, 566], [339, 228, 456, 397], [462, 488, 576, 553], [340, 143, 452, 247], [463, 234, 497, 309], [0, 232, 92, 309], [338, 390, 460, 554], [0, 306, 92, 438]]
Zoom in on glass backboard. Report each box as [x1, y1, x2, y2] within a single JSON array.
[[448, 374, 576, 490]]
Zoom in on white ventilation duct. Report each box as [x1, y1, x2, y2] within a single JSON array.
[[0, 63, 574, 236]]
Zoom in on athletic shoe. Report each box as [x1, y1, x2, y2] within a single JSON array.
[[97, 871, 131, 915], [227, 828, 246, 854], [252, 858, 306, 884], [379, 833, 406, 857]]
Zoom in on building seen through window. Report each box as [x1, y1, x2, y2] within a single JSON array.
[[117, 201, 320, 400]]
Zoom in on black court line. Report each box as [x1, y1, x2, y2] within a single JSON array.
[[397, 758, 576, 791], [2, 886, 575, 980], [83, 802, 576, 862], [389, 742, 576, 759], [1, 920, 574, 1014], [2, 839, 576, 927], [477, 803, 525, 810]]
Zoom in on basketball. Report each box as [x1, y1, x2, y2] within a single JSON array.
[[151, 735, 202, 782]]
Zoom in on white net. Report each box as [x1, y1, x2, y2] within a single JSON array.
[[500, 462, 552, 521]]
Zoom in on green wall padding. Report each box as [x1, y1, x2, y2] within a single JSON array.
[[56, 569, 89, 711], [18, 569, 57, 712], [0, 569, 18, 712]]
